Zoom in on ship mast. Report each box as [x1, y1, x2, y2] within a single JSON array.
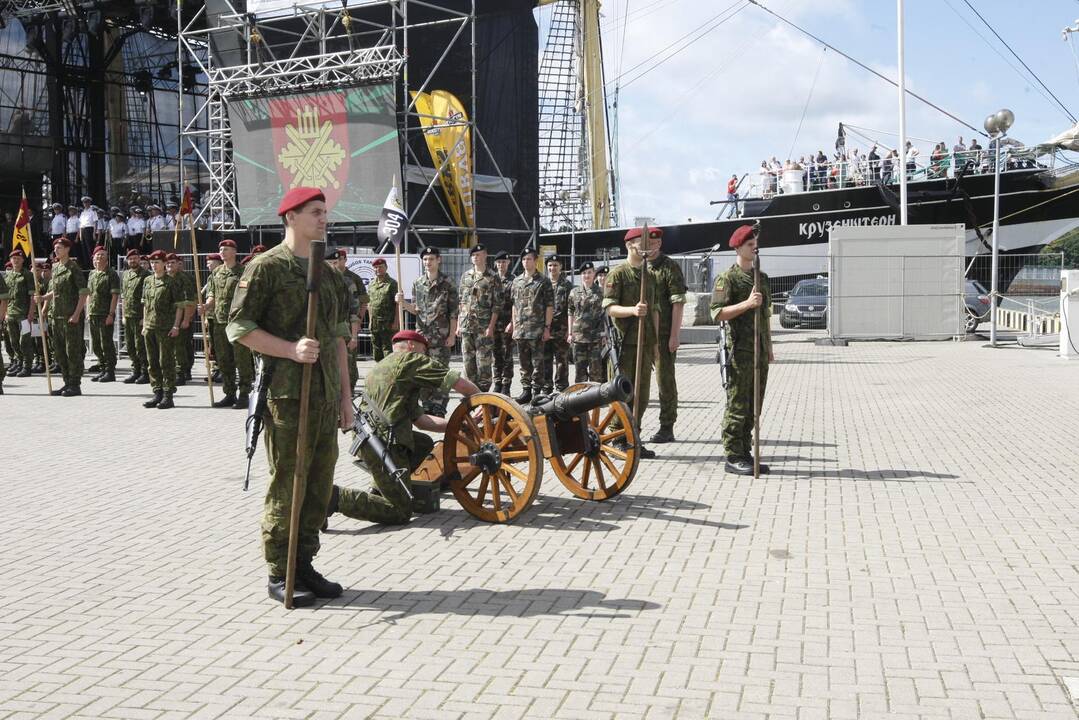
[[538, 0, 616, 231]]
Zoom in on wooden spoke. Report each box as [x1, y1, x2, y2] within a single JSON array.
[[565, 452, 585, 474], [549, 387, 639, 502], [462, 412, 482, 442], [590, 406, 600, 426], [490, 472, 502, 512], [581, 453, 591, 489], [596, 407, 616, 431], [600, 429, 627, 443], [454, 455, 472, 465], [481, 404, 492, 437], [500, 449, 531, 461], [456, 430, 479, 453], [598, 453, 622, 486], [475, 473, 490, 504], [497, 471, 519, 505], [497, 423, 523, 450], [600, 444, 628, 460], [503, 463, 530, 483], [592, 457, 608, 492], [492, 405, 509, 441]]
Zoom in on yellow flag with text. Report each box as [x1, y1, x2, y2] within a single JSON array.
[[411, 90, 465, 231], [431, 90, 475, 244], [12, 190, 32, 258]]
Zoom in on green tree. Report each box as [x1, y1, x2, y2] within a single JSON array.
[[1042, 228, 1079, 267]]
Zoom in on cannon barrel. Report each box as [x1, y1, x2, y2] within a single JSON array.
[[530, 375, 633, 420]]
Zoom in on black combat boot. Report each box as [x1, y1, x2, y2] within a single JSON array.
[[321, 486, 340, 532], [724, 455, 754, 476], [90, 370, 104, 382], [614, 437, 656, 459], [135, 373, 150, 384], [267, 577, 316, 607], [156, 391, 175, 409], [51, 385, 68, 396], [123, 371, 140, 384], [212, 393, 236, 408], [649, 425, 676, 444], [61, 385, 81, 397], [744, 456, 770, 475], [143, 390, 163, 408], [174, 374, 186, 386], [99, 369, 115, 383], [31, 362, 44, 374], [211, 369, 222, 383], [16, 366, 31, 377], [514, 388, 532, 404], [87, 362, 100, 373], [297, 562, 343, 599], [233, 392, 249, 410]]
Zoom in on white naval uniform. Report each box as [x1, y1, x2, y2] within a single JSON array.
[[50, 214, 67, 236]]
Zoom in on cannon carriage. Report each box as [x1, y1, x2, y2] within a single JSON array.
[[408, 376, 641, 522]]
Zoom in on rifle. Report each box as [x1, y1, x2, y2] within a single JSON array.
[[243, 355, 274, 491], [716, 322, 733, 388], [600, 313, 621, 380], [346, 394, 414, 502]]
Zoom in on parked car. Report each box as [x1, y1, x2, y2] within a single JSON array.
[[780, 278, 829, 328], [964, 279, 991, 333]]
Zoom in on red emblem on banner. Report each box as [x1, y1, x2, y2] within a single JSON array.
[[270, 92, 350, 211]]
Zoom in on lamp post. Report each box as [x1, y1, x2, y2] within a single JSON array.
[[985, 108, 1014, 347]]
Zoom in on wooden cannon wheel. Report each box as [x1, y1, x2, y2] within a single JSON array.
[[550, 382, 640, 501], [443, 393, 543, 523]]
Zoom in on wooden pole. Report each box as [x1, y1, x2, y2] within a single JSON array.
[[27, 251, 53, 394], [394, 242, 404, 331], [284, 239, 325, 609], [752, 247, 761, 479], [632, 223, 649, 426], [188, 222, 214, 405]]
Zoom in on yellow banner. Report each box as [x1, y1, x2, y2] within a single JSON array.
[[12, 192, 32, 258], [411, 90, 465, 231], [431, 90, 475, 244]]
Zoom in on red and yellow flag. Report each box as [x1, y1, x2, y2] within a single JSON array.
[[180, 185, 193, 216], [12, 189, 32, 258]]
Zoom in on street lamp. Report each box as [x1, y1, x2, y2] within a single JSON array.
[[984, 108, 1013, 347]]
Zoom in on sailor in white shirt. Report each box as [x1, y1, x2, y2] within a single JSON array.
[[49, 203, 67, 238], [78, 196, 99, 264], [95, 206, 108, 235], [147, 204, 168, 232], [108, 209, 127, 248], [65, 205, 79, 242], [164, 202, 178, 231], [126, 206, 146, 243]]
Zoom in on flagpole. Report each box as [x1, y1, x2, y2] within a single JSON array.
[[185, 197, 215, 405], [20, 187, 54, 393]]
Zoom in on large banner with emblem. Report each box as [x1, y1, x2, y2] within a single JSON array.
[[228, 84, 399, 226]]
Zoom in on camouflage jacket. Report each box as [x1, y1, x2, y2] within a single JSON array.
[[207, 263, 244, 324], [121, 267, 149, 319], [602, 262, 658, 348], [568, 283, 605, 343], [458, 267, 499, 335], [411, 271, 458, 346], [47, 258, 89, 320], [227, 243, 350, 404], [86, 268, 121, 316], [494, 272, 514, 324], [510, 270, 553, 340], [5, 267, 33, 320], [341, 268, 369, 324], [709, 263, 772, 358], [549, 275, 573, 335], [648, 254, 688, 336], [366, 275, 398, 331], [141, 273, 184, 331], [169, 270, 197, 307], [363, 350, 460, 451]]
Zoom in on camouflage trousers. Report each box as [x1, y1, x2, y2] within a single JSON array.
[[655, 334, 678, 429], [371, 328, 394, 362], [425, 343, 452, 412], [462, 332, 494, 391], [492, 328, 513, 387], [542, 336, 570, 393], [123, 316, 147, 375], [88, 315, 117, 370], [337, 432, 433, 525], [212, 322, 254, 396], [174, 325, 194, 375], [722, 352, 769, 458], [515, 337, 545, 391], [144, 328, 176, 392], [262, 399, 338, 577], [610, 341, 653, 432], [50, 317, 85, 388], [1, 320, 12, 364], [572, 342, 604, 384], [4, 318, 33, 368]]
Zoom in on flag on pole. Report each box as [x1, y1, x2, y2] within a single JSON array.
[[180, 185, 193, 216], [12, 189, 32, 258], [376, 182, 408, 248]]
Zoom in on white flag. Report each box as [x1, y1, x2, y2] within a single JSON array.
[[376, 184, 408, 248]]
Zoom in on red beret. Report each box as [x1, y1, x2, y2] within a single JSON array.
[[147, 250, 167, 261], [250, 244, 267, 253], [53, 237, 72, 248], [126, 248, 140, 257], [93, 245, 107, 256], [4, 261, 10, 269], [334, 248, 347, 259], [165, 252, 180, 262], [372, 257, 387, 266], [392, 330, 428, 347], [624, 226, 663, 242], [9, 248, 25, 259], [218, 239, 237, 249], [729, 224, 758, 249], [207, 253, 222, 261], [277, 186, 325, 217]]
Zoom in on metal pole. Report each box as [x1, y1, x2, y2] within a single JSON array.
[[897, 0, 908, 225], [570, 226, 576, 276], [990, 133, 1002, 346]]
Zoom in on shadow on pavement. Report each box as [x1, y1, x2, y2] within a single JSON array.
[[323, 587, 662, 620], [771, 467, 963, 481]]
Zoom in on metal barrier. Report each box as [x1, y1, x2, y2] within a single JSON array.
[[965, 252, 1065, 338]]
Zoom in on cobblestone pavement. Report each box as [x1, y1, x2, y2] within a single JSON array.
[[1, 324, 1077, 720]]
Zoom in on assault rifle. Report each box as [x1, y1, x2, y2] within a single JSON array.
[[347, 393, 414, 502], [243, 356, 273, 491], [600, 313, 621, 379], [716, 323, 733, 389]]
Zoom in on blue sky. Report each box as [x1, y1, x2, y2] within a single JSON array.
[[537, 0, 1079, 225]]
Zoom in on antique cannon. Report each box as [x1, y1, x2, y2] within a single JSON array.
[[409, 376, 641, 523]]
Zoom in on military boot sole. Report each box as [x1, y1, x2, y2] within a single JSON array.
[[267, 579, 317, 607], [724, 461, 754, 476], [122, 375, 140, 384], [212, 395, 237, 408]]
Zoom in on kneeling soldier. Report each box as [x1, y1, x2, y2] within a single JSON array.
[[324, 330, 480, 527]]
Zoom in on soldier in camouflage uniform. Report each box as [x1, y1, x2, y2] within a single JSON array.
[[121, 249, 150, 383], [203, 253, 222, 383], [365, 257, 398, 361], [398, 246, 458, 416], [567, 261, 605, 382], [507, 247, 553, 404], [0, 269, 8, 392], [36, 237, 89, 397], [166, 253, 197, 384], [4, 249, 35, 378], [709, 224, 773, 476], [86, 245, 121, 383], [331, 248, 368, 392], [141, 250, 184, 409], [227, 187, 351, 607], [648, 237, 688, 443], [541, 254, 572, 394], [31, 260, 51, 373], [203, 239, 252, 408], [324, 330, 480, 528], [457, 243, 499, 392], [602, 227, 662, 459], [491, 250, 514, 394]]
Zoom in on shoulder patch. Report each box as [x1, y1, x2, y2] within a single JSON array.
[[238, 280, 248, 289]]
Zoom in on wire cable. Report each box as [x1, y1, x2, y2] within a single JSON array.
[[787, 46, 826, 161]]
